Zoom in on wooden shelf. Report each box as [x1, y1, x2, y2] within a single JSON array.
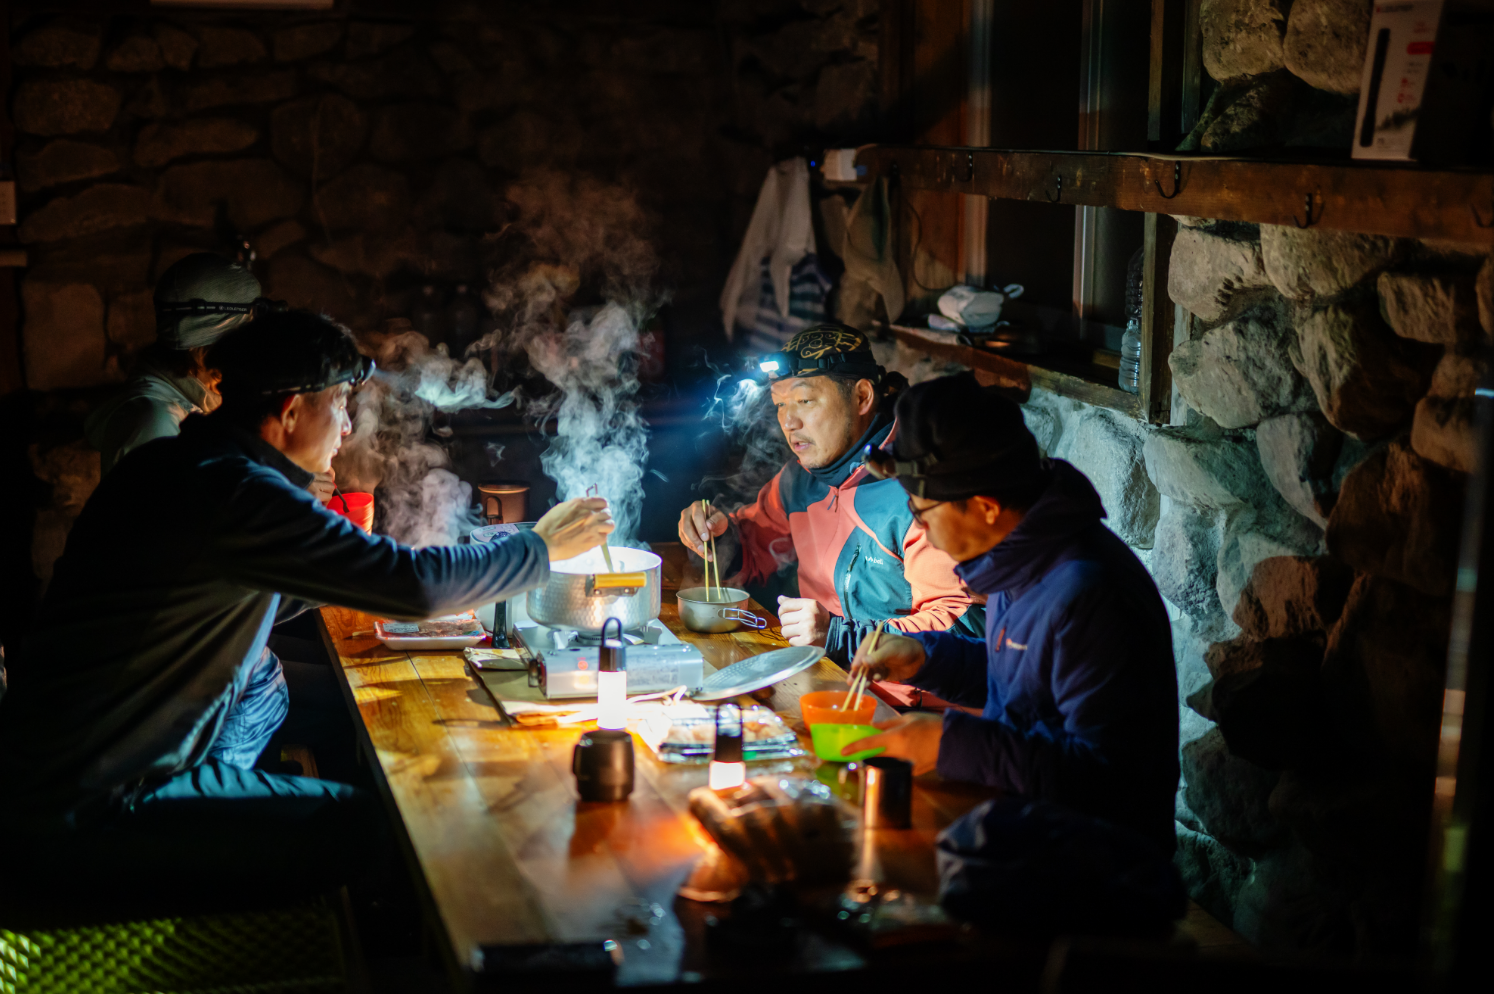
[[884, 323, 1141, 418], [855, 146, 1494, 244]]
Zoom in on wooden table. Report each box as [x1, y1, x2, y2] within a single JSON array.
[[317, 542, 1001, 990]]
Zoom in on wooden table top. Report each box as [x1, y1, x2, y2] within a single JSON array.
[[317, 541, 999, 989]]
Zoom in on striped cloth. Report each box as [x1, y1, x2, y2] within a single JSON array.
[[739, 253, 832, 355]]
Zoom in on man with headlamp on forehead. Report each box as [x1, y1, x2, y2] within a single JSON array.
[[845, 372, 1179, 853], [0, 310, 614, 908], [678, 323, 981, 668], [85, 253, 333, 488]]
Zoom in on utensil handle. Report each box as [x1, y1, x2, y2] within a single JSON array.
[[719, 608, 765, 629], [590, 572, 647, 589]]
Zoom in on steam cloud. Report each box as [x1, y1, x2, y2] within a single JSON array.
[[334, 171, 662, 550], [485, 173, 662, 547], [335, 330, 513, 547]]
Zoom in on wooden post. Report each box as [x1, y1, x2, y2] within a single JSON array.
[[1148, 0, 1188, 151], [1139, 212, 1176, 425]]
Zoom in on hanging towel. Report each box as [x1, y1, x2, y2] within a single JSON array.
[[742, 253, 833, 355], [721, 157, 817, 340], [840, 176, 904, 326]]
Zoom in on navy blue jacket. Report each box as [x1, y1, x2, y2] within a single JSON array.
[[0, 416, 550, 830], [908, 461, 1178, 852]]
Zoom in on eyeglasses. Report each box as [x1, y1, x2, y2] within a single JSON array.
[[907, 497, 947, 525]]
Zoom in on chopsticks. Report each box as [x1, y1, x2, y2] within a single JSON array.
[[700, 498, 720, 601], [589, 484, 615, 573], [845, 620, 885, 712]]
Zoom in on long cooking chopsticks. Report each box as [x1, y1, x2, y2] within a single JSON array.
[[589, 484, 615, 573]]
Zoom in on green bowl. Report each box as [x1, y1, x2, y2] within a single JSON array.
[[810, 723, 885, 763]]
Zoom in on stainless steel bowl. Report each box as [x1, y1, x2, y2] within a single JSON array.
[[676, 586, 766, 634], [527, 547, 662, 632]]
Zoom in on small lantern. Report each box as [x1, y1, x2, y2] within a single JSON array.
[[596, 617, 627, 731], [709, 703, 746, 791]]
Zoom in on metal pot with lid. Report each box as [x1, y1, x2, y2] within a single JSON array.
[[527, 546, 663, 632]]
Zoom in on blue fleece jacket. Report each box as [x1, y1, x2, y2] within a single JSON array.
[[908, 460, 1179, 852]]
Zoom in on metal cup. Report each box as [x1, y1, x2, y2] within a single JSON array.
[[861, 756, 912, 829]]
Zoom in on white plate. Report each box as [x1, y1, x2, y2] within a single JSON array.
[[690, 646, 823, 701]]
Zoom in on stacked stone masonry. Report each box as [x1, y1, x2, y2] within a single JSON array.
[[11, 2, 882, 391], [1024, 1, 1490, 956]]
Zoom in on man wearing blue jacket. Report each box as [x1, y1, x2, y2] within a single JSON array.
[[0, 310, 612, 909], [849, 372, 1178, 852]]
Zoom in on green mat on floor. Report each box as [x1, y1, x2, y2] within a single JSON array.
[[0, 903, 346, 994]]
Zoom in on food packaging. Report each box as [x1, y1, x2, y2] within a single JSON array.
[[374, 611, 485, 650], [637, 703, 802, 764]]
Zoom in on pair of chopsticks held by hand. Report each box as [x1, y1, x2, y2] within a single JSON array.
[[844, 620, 885, 711], [699, 498, 723, 602]]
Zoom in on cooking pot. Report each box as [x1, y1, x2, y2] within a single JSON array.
[[676, 586, 766, 634], [528, 546, 662, 632]]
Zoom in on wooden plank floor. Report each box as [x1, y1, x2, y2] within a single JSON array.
[[319, 541, 1246, 987]]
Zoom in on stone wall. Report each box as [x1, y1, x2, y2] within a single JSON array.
[[4, 1, 882, 597], [8, 1, 881, 392], [1021, 1, 1492, 957]]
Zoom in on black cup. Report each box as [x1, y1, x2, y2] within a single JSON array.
[[572, 729, 635, 802], [862, 756, 912, 828]]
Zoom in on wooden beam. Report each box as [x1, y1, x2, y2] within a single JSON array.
[[857, 146, 1494, 244], [885, 323, 1143, 418], [1139, 213, 1177, 425]]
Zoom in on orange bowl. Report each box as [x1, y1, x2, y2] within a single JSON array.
[[800, 690, 876, 728]]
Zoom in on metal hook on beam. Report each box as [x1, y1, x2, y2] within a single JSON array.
[[959, 151, 975, 183], [1293, 193, 1321, 229], [1045, 174, 1063, 204], [1154, 161, 1182, 199]]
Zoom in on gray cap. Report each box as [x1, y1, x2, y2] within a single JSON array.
[[154, 253, 263, 350]]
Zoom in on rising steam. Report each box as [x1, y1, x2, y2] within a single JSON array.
[[334, 171, 663, 550], [335, 328, 513, 547]]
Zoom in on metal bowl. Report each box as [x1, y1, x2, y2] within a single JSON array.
[[527, 546, 662, 632], [676, 586, 766, 634]]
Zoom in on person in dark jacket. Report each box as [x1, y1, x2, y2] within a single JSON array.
[[0, 310, 612, 907], [848, 372, 1179, 852]]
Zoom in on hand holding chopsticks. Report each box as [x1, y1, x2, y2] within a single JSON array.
[[700, 498, 722, 601], [845, 620, 885, 711]]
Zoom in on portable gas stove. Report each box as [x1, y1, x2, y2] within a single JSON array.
[[506, 611, 706, 700]]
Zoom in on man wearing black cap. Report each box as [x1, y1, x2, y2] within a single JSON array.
[[679, 324, 981, 665], [0, 310, 613, 906], [848, 372, 1179, 852]]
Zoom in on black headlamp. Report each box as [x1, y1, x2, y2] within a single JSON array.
[[156, 296, 290, 320], [753, 349, 884, 382], [260, 353, 376, 396]]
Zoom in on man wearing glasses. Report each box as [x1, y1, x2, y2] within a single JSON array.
[[678, 323, 982, 665], [849, 372, 1179, 853]]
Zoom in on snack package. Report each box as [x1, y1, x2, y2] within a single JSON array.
[[637, 705, 803, 764]]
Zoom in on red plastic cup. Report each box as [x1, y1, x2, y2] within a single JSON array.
[[328, 491, 374, 532]]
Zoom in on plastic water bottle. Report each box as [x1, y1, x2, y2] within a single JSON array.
[[1118, 247, 1144, 394]]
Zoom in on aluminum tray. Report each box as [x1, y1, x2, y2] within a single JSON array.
[[690, 645, 823, 701]]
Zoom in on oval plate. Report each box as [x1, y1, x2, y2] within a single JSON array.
[[691, 646, 824, 701]]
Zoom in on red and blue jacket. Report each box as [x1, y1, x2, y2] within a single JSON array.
[[733, 414, 984, 662]]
